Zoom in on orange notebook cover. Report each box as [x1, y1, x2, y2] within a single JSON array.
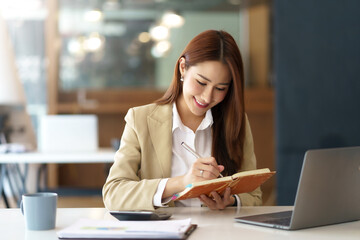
[[171, 168, 275, 201]]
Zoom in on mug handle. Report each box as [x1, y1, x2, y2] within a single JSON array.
[[20, 200, 24, 215]]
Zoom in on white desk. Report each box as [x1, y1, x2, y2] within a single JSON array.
[[0, 148, 115, 207], [0, 206, 359, 240], [0, 148, 115, 164]]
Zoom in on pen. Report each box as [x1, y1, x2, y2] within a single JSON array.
[[181, 142, 223, 178]]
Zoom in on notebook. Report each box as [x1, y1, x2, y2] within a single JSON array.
[[57, 218, 197, 239], [235, 146, 360, 230]]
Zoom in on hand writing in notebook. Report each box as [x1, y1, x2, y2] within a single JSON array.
[[181, 142, 224, 178], [180, 142, 236, 209]]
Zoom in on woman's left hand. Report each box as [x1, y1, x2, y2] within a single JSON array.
[[198, 187, 235, 210]]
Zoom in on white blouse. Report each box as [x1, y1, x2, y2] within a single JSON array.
[[153, 103, 213, 207], [153, 103, 240, 208]]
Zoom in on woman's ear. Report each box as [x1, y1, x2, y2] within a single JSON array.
[[178, 57, 186, 76]]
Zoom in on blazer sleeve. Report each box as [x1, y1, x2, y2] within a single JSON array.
[[236, 114, 263, 206], [102, 108, 162, 211]]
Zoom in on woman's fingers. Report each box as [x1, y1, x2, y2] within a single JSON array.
[[199, 188, 235, 210], [193, 157, 224, 179], [183, 157, 224, 189], [199, 195, 218, 210], [198, 157, 219, 168], [196, 164, 218, 179]]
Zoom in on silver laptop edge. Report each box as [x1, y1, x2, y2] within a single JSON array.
[[236, 146, 360, 230]]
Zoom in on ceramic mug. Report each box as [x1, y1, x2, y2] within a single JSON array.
[[20, 192, 58, 230]]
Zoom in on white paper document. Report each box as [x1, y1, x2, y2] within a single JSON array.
[[57, 218, 194, 239]]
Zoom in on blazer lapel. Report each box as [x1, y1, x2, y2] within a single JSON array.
[[147, 104, 172, 178]]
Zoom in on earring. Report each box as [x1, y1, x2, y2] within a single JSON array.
[[180, 76, 184, 82]]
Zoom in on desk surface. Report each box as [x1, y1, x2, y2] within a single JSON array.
[[0, 148, 115, 164], [1, 206, 359, 240]]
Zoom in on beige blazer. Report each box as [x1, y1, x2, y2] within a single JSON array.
[[103, 103, 262, 211]]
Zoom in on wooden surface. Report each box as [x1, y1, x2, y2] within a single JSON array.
[[56, 89, 165, 114]]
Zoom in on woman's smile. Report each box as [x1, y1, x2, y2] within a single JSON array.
[[178, 60, 231, 121], [194, 97, 209, 108]]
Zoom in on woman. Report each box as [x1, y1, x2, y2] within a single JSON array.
[[103, 30, 262, 211]]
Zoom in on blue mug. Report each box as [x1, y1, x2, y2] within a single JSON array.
[[21, 192, 58, 230]]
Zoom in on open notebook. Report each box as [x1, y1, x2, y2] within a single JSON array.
[[235, 146, 360, 230]]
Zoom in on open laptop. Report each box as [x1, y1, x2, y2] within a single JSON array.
[[235, 146, 360, 230], [39, 115, 98, 152]]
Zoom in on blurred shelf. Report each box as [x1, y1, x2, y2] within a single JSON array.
[[56, 88, 274, 114], [56, 88, 165, 114]]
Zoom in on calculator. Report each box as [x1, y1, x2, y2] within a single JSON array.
[[110, 210, 172, 221]]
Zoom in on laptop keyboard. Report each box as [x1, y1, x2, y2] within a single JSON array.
[[262, 216, 291, 226], [236, 210, 293, 227], [256, 211, 292, 226]]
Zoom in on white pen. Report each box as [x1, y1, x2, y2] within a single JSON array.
[[181, 142, 224, 178]]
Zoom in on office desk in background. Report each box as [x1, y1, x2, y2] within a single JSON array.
[[0, 148, 115, 164], [1, 206, 359, 240], [0, 148, 115, 207]]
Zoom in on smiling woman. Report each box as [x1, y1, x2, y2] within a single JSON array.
[[156, 30, 246, 178], [103, 30, 262, 211], [176, 60, 231, 131]]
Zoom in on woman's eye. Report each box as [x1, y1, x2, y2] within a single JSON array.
[[196, 80, 206, 86], [216, 87, 226, 91]]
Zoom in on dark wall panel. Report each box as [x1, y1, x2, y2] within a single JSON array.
[[274, 0, 360, 205]]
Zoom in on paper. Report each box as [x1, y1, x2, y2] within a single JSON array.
[[57, 218, 193, 239]]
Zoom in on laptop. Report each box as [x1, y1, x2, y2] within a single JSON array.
[[235, 146, 360, 230], [39, 115, 98, 152]]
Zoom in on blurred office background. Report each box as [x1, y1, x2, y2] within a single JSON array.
[[1, 0, 359, 207]]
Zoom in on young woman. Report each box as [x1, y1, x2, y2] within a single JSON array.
[[103, 30, 262, 210]]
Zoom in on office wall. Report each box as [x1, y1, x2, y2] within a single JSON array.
[[274, 0, 360, 205]]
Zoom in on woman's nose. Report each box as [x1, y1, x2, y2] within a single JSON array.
[[201, 87, 213, 103]]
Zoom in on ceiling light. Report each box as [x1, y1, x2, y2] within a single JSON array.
[[138, 32, 151, 43], [84, 33, 104, 52], [84, 9, 103, 22], [151, 40, 171, 58], [67, 38, 84, 56], [161, 12, 184, 28], [149, 25, 169, 41]]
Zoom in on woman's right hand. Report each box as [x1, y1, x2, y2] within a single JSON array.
[[182, 157, 224, 187], [163, 157, 224, 199]]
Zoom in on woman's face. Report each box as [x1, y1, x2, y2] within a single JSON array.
[[179, 59, 231, 118]]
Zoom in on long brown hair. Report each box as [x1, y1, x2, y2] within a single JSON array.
[[156, 30, 245, 176]]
